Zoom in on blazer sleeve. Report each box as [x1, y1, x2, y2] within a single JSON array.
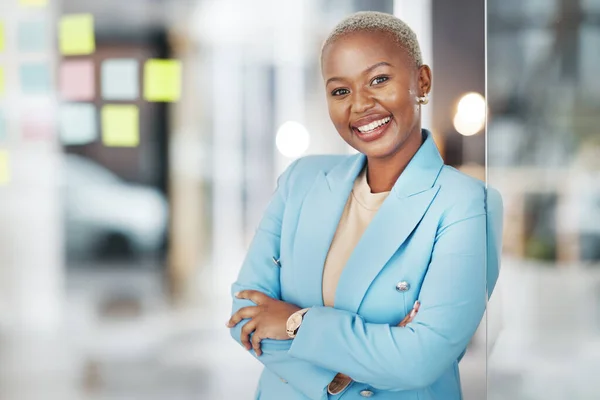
[[287, 188, 504, 391], [229, 158, 338, 400], [486, 187, 504, 295]]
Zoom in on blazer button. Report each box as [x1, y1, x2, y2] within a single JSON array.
[[280, 377, 288, 384], [359, 389, 374, 397], [396, 281, 410, 292]]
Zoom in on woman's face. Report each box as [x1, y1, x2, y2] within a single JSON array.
[[321, 30, 431, 159]]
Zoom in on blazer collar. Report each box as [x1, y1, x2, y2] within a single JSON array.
[[289, 129, 445, 309], [324, 129, 444, 197]]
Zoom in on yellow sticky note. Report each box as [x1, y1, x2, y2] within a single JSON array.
[[0, 67, 5, 97], [144, 59, 182, 102], [0, 150, 10, 185], [19, 0, 48, 7], [0, 23, 5, 53], [102, 105, 139, 147], [59, 14, 95, 56]]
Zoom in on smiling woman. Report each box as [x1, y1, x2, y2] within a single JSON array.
[[321, 21, 432, 192], [228, 11, 503, 400]]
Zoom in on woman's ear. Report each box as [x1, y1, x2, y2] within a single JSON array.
[[417, 65, 432, 96]]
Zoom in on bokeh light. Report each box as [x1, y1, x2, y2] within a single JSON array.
[[453, 92, 486, 136], [275, 121, 310, 158]]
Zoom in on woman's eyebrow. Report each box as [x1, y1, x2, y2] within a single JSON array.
[[363, 61, 393, 74], [325, 61, 393, 86]]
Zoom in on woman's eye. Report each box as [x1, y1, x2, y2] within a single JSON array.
[[331, 88, 350, 96], [371, 76, 389, 85]]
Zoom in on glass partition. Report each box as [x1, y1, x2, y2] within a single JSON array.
[[487, 0, 600, 398]]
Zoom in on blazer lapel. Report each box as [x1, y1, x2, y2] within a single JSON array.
[[333, 186, 440, 312], [292, 154, 366, 307], [334, 130, 445, 313]]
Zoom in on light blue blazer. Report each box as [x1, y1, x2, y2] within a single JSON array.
[[230, 130, 503, 400]]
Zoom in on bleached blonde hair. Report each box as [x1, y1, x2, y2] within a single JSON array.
[[322, 11, 423, 67]]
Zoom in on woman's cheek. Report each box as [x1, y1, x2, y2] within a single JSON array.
[[328, 111, 348, 135], [382, 89, 403, 107]]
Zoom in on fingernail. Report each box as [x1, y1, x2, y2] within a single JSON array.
[[413, 300, 419, 308], [234, 292, 240, 298]]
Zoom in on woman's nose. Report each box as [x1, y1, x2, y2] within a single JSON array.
[[351, 91, 376, 114]]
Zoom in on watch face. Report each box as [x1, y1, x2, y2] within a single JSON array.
[[287, 312, 303, 333], [289, 314, 302, 330]]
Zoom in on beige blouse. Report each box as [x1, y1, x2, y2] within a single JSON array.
[[321, 167, 390, 307]]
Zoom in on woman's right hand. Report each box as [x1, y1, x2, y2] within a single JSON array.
[[327, 300, 421, 395], [398, 300, 420, 327]]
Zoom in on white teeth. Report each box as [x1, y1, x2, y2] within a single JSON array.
[[357, 117, 390, 133]]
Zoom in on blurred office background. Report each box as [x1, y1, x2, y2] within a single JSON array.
[[487, 0, 600, 399], [3, 0, 587, 399]]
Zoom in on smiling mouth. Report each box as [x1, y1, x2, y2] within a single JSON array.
[[354, 116, 392, 134], [351, 115, 393, 142]]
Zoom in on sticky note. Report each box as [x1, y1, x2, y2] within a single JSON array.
[[102, 105, 139, 147], [59, 60, 95, 101], [0, 23, 5, 53], [18, 20, 49, 52], [19, 0, 49, 7], [60, 103, 97, 145], [144, 59, 181, 102], [20, 63, 51, 94], [0, 150, 10, 185], [0, 66, 5, 97], [21, 105, 55, 140], [101, 59, 139, 100], [59, 14, 95, 56]]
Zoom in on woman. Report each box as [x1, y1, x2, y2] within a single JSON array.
[[227, 11, 503, 400]]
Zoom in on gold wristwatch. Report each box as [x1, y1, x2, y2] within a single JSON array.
[[286, 308, 309, 338]]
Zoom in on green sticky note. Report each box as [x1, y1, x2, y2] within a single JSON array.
[[59, 14, 95, 56], [0, 23, 5, 53], [102, 105, 139, 147], [144, 59, 182, 102], [0, 150, 10, 185], [19, 0, 49, 7]]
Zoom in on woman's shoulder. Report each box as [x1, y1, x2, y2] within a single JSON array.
[[437, 165, 486, 195], [436, 165, 503, 218]]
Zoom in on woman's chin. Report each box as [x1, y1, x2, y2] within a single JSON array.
[[354, 138, 399, 159]]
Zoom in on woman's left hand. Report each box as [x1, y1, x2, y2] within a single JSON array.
[[227, 290, 301, 356]]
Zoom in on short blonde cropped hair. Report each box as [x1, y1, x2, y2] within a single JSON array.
[[322, 11, 423, 67]]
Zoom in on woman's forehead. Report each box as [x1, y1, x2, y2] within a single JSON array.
[[322, 31, 411, 76]]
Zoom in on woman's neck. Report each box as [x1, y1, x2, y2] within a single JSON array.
[[366, 130, 423, 193]]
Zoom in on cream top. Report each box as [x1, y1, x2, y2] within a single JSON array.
[[321, 167, 391, 307]]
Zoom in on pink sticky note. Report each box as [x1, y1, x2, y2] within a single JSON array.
[[59, 60, 95, 101], [22, 105, 55, 140]]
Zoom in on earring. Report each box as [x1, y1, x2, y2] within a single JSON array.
[[417, 93, 429, 105]]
